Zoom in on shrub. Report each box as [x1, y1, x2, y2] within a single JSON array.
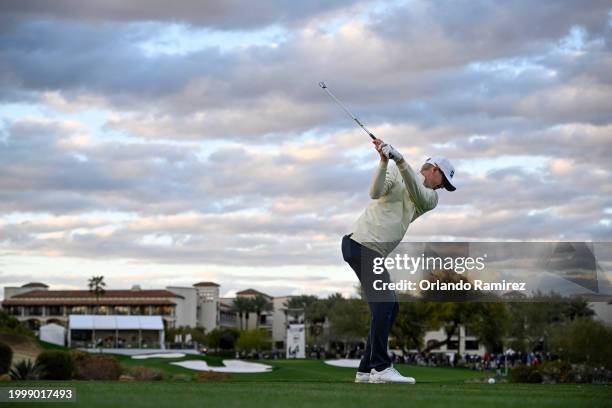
[[72, 354, 121, 380], [9, 359, 44, 380], [567, 364, 612, 384], [0, 342, 13, 374], [36, 350, 74, 380], [124, 365, 165, 381], [539, 360, 572, 384], [510, 364, 542, 383], [195, 371, 231, 381], [511, 361, 605, 384]]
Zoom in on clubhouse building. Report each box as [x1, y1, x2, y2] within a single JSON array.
[[1, 281, 295, 351]]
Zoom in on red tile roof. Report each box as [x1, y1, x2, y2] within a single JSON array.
[[193, 282, 220, 287], [2, 299, 176, 306], [236, 288, 271, 298], [21, 282, 49, 288], [9, 289, 184, 299]]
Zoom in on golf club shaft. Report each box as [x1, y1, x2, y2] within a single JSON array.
[[319, 82, 377, 140]]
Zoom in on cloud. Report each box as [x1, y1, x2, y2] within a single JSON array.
[[1, 1, 611, 295], [0, 0, 366, 30]]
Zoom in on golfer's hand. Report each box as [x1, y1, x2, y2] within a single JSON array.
[[381, 143, 403, 162], [372, 139, 388, 162]]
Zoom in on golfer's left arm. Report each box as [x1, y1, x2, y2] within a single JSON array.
[[380, 143, 437, 210], [395, 159, 438, 211]]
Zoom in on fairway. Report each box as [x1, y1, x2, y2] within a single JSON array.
[[1, 359, 610, 407]]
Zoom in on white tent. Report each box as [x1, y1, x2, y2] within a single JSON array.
[[39, 323, 66, 346], [68, 315, 165, 349], [69, 315, 164, 330]]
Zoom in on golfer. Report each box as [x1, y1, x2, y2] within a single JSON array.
[[341, 139, 456, 384]]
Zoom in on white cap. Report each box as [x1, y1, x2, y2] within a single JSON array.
[[425, 156, 456, 191]]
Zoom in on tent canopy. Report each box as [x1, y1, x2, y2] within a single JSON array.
[[69, 315, 164, 330]]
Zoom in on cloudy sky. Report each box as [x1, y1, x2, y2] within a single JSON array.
[[1, 0, 611, 299]]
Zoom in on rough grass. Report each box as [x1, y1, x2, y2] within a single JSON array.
[[0, 380, 610, 408]]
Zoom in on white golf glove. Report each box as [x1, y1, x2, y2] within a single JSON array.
[[381, 143, 403, 162]]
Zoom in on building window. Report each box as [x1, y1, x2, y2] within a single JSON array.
[[70, 306, 88, 315], [259, 315, 267, 325], [47, 306, 62, 316], [131, 306, 148, 315], [93, 306, 109, 315], [152, 305, 173, 316], [114, 306, 130, 315], [465, 340, 479, 350], [26, 306, 42, 316]]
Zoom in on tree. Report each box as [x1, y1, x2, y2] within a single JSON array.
[[252, 295, 273, 329], [468, 302, 510, 353], [284, 295, 318, 324], [549, 318, 612, 368], [418, 269, 487, 353], [328, 297, 369, 349], [391, 298, 436, 351], [88, 276, 106, 301], [206, 328, 240, 350], [88, 276, 106, 315], [235, 329, 271, 353], [166, 325, 206, 345], [0, 310, 34, 337], [242, 298, 256, 330], [420, 301, 484, 353], [507, 293, 597, 353], [232, 296, 253, 330]]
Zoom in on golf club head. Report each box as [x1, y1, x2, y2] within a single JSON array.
[[318, 81, 327, 89]]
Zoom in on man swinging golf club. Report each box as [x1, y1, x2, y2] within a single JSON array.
[[341, 139, 457, 384]]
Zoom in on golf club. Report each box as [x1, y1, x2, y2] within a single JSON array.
[[318, 81, 377, 140], [319, 81, 399, 160]]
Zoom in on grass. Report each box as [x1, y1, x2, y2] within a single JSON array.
[[0, 379, 610, 408], [2, 341, 609, 407], [1, 356, 611, 407]]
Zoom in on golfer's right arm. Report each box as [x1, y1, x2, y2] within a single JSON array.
[[369, 159, 394, 199]]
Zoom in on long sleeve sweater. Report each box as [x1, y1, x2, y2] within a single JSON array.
[[350, 159, 438, 257]]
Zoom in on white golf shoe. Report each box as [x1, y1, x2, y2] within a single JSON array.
[[355, 371, 370, 383], [369, 365, 416, 384]]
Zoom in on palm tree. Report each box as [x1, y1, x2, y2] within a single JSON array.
[[252, 295, 273, 329], [231, 297, 252, 331], [242, 298, 256, 330], [88, 276, 106, 314]]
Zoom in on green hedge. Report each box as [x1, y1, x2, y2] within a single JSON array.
[[36, 350, 74, 380], [0, 342, 13, 374]]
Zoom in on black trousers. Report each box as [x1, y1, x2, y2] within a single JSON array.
[[341, 234, 399, 373]]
